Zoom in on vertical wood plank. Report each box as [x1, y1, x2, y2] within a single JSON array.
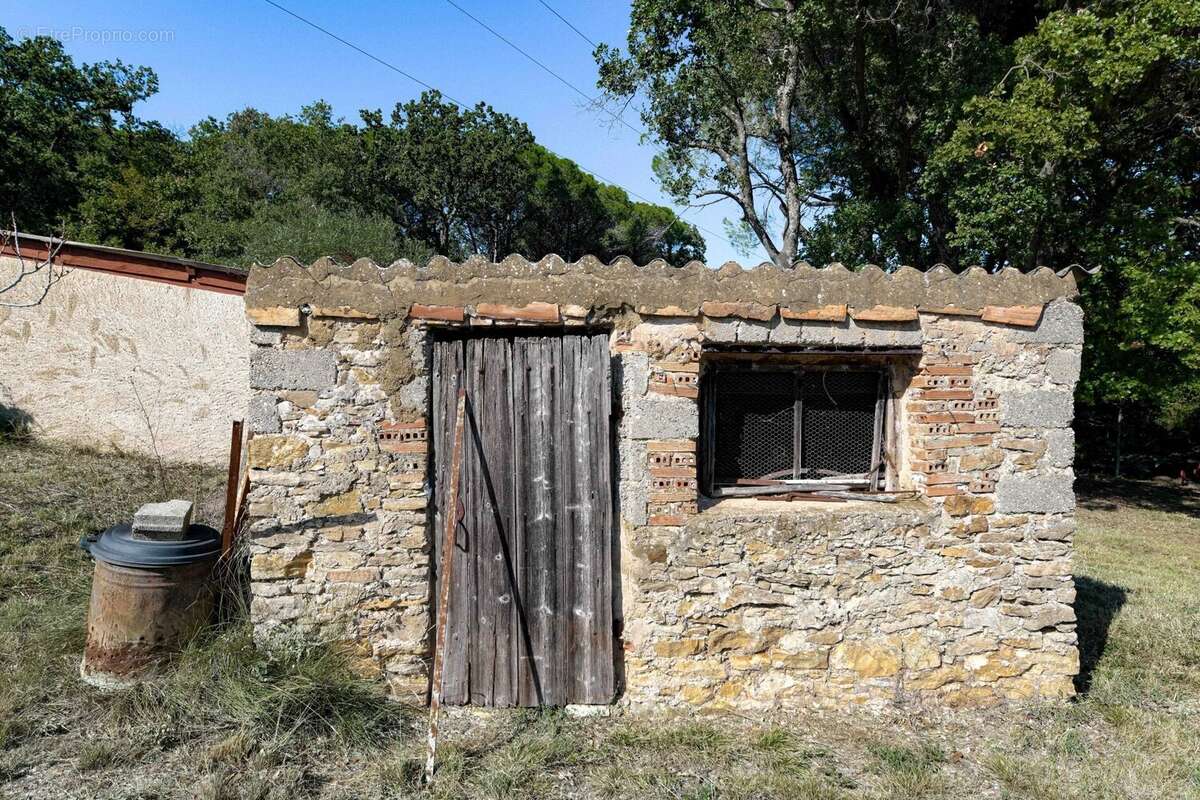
[[589, 332, 615, 702], [505, 336, 523, 706], [572, 335, 594, 703], [542, 337, 561, 705], [435, 339, 472, 705], [466, 338, 490, 705], [870, 370, 886, 492], [511, 337, 535, 706], [488, 336, 517, 706], [572, 335, 595, 702], [453, 339, 475, 706], [555, 336, 579, 702], [547, 336, 565, 703]]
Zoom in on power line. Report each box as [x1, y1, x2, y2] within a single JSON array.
[[444, 0, 719, 237], [259, 0, 732, 249], [442, 0, 641, 137], [528, 0, 729, 241], [261, 0, 457, 103], [535, 0, 597, 48]]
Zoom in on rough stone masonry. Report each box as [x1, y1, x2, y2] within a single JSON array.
[[242, 255, 1085, 710]]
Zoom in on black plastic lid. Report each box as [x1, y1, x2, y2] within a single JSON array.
[[86, 523, 222, 568]]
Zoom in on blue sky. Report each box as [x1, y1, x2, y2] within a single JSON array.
[[4, 1, 761, 265]]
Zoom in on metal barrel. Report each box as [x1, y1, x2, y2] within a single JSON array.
[[80, 523, 221, 689]]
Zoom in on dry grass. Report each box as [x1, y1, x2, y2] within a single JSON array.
[[1, 436, 1198, 799], [0, 438, 410, 799]]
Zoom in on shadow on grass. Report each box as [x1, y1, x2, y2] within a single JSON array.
[[0, 403, 34, 437], [1077, 477, 1200, 517], [1072, 574, 1128, 695]]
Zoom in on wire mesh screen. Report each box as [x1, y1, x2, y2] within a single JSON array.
[[711, 371, 794, 484], [708, 368, 882, 486], [800, 371, 880, 477]]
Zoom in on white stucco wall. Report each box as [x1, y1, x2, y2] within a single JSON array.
[[0, 257, 249, 464]]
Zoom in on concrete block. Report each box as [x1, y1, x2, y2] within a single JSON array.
[[1002, 389, 1074, 428], [738, 320, 771, 344], [1046, 428, 1075, 469], [248, 393, 281, 434], [618, 352, 650, 405], [1046, 348, 1081, 387], [1009, 300, 1084, 345], [703, 318, 739, 343], [625, 397, 699, 440], [891, 326, 924, 348], [769, 320, 802, 345], [133, 499, 193, 537], [250, 327, 283, 347], [250, 349, 337, 391], [859, 322, 919, 349], [618, 438, 649, 526], [829, 320, 865, 347], [996, 475, 1074, 514], [797, 321, 836, 346]]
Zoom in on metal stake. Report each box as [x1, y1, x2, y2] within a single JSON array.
[[425, 388, 467, 785]]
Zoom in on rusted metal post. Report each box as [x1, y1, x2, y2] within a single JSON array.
[[221, 420, 244, 555], [425, 389, 467, 785]]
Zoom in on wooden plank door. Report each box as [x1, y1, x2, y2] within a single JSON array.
[[430, 332, 614, 706]]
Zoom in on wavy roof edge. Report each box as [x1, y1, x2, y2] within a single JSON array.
[[245, 253, 1093, 317], [250, 253, 1099, 279]]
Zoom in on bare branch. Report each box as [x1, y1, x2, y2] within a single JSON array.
[[0, 215, 69, 308], [128, 377, 168, 499]]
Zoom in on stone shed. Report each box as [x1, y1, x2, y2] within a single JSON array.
[[243, 256, 1084, 711]]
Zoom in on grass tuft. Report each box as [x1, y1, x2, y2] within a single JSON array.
[[77, 739, 120, 772], [103, 623, 413, 752]]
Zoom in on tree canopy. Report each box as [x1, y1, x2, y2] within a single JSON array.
[[0, 28, 159, 236], [598, 0, 1199, 461], [0, 31, 704, 268]]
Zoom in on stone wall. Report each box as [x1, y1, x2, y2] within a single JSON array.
[[616, 307, 1081, 709], [242, 256, 1083, 709], [243, 314, 433, 699], [0, 258, 250, 464]]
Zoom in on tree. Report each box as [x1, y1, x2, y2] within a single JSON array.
[[516, 146, 706, 263], [237, 198, 429, 266], [599, 187, 706, 264], [180, 102, 367, 264], [597, 0, 1033, 268], [600, 0, 1200, 450], [517, 146, 615, 261], [360, 91, 536, 260], [926, 0, 1200, 436], [72, 121, 188, 253], [0, 28, 159, 235], [0, 27, 707, 269]]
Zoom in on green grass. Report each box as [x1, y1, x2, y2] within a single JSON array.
[[1, 436, 1198, 799], [972, 484, 1200, 800]]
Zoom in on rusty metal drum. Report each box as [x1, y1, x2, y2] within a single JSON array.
[[80, 523, 221, 688]]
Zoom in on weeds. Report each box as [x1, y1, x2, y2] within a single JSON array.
[[77, 740, 119, 772], [102, 624, 412, 752]]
